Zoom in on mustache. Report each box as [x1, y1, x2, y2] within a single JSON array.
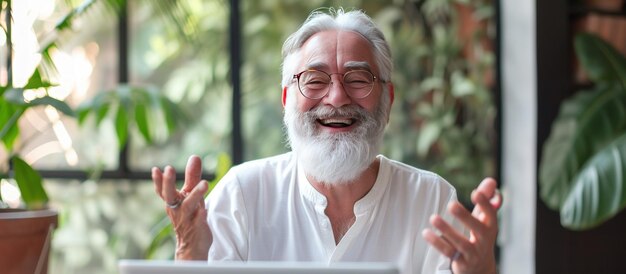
[[303, 105, 370, 121]]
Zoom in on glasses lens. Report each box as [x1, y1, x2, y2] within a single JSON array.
[[343, 70, 374, 98], [343, 71, 374, 88], [344, 70, 374, 98], [299, 70, 330, 99]]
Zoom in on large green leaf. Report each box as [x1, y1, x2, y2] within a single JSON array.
[[0, 101, 23, 149], [539, 86, 626, 210], [115, 105, 129, 149], [133, 87, 160, 143], [575, 33, 626, 90], [134, 101, 152, 144], [75, 91, 111, 125], [560, 133, 626, 230], [29, 96, 76, 117], [55, 0, 98, 31], [11, 156, 48, 209], [23, 68, 55, 90], [160, 98, 176, 135], [4, 88, 27, 105], [92, 103, 111, 126]]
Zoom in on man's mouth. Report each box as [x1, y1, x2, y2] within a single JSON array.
[[317, 118, 356, 128]]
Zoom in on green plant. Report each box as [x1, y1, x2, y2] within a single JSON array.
[[383, 0, 497, 201], [539, 32, 626, 230], [0, 0, 187, 209], [0, 0, 77, 209]]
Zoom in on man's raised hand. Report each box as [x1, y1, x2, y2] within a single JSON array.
[[152, 155, 212, 260]]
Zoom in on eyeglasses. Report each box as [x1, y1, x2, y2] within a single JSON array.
[[292, 69, 386, 99]]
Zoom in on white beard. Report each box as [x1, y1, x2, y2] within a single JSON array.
[[283, 93, 389, 185]]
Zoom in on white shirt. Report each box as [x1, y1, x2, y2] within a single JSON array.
[[206, 152, 465, 274]]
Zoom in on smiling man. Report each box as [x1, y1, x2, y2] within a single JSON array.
[[152, 8, 501, 274]]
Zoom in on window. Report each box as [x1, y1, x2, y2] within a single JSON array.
[[3, 0, 498, 273]]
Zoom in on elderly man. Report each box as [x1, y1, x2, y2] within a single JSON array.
[[152, 8, 501, 274]]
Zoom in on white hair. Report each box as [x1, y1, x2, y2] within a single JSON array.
[[281, 8, 393, 87]]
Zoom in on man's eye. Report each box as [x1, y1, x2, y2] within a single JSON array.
[[306, 79, 326, 84], [304, 78, 328, 90], [346, 79, 368, 84], [305, 76, 328, 84], [345, 77, 371, 88]]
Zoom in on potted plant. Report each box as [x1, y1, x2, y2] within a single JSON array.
[[0, 209, 59, 274], [539, 32, 626, 230], [1, 1, 186, 272], [0, 0, 73, 272]]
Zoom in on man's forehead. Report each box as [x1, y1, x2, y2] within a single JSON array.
[[303, 61, 373, 72], [297, 30, 377, 71]]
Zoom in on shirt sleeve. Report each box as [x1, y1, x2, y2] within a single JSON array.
[[205, 167, 249, 261]]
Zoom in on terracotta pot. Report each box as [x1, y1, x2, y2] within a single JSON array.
[[0, 209, 58, 274]]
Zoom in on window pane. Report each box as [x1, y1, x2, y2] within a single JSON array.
[[127, 1, 232, 171], [47, 179, 169, 273], [7, 1, 120, 171]]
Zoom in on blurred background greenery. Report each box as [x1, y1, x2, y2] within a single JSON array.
[[1, 0, 496, 273]]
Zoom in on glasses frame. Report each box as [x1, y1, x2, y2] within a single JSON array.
[[292, 69, 387, 100]]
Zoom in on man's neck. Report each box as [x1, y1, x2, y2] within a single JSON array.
[[307, 158, 380, 205], [306, 158, 380, 244]]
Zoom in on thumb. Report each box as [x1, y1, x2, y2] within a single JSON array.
[[184, 180, 208, 208]]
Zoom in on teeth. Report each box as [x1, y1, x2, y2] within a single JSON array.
[[320, 118, 353, 126]]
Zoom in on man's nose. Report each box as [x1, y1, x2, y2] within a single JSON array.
[[323, 76, 352, 107]]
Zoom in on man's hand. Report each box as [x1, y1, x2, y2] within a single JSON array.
[[152, 155, 212, 260], [422, 178, 502, 274]]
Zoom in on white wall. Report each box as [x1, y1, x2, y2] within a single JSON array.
[[499, 0, 536, 273]]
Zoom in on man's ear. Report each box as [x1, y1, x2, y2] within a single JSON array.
[[387, 83, 395, 123], [388, 83, 395, 107], [282, 86, 288, 107]]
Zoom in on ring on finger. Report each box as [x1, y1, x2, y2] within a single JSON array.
[[166, 191, 189, 209], [451, 250, 461, 261], [166, 199, 182, 209]]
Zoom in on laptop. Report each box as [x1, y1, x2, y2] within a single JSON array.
[[118, 259, 400, 274]]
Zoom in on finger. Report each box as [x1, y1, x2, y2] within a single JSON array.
[[475, 177, 497, 200], [471, 178, 500, 217], [152, 167, 164, 198], [478, 177, 503, 210], [490, 189, 503, 209], [182, 155, 203, 194], [192, 200, 209, 227], [180, 180, 208, 213], [472, 191, 499, 228], [429, 215, 474, 257], [162, 165, 179, 205], [448, 201, 486, 237], [422, 228, 456, 258]]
